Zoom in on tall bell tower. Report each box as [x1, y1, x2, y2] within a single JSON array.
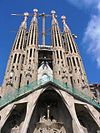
[[3, 12, 29, 90], [61, 16, 90, 95], [21, 9, 38, 86]]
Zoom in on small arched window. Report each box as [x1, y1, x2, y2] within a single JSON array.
[[42, 74, 49, 82]]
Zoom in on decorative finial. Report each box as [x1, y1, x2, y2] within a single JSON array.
[[42, 12, 45, 15], [61, 15, 66, 20], [33, 9, 38, 18], [23, 12, 29, 22], [33, 9, 38, 13], [61, 15, 70, 32], [11, 12, 29, 25], [61, 16, 66, 24], [51, 10, 56, 15], [24, 12, 29, 17]]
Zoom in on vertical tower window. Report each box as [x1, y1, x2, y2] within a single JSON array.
[[67, 35, 73, 53], [69, 58, 72, 69], [30, 49, 32, 57], [22, 54, 25, 64], [16, 40, 20, 49], [55, 35, 57, 46], [58, 35, 61, 47], [65, 41, 69, 52], [54, 26, 57, 47], [31, 33, 33, 45], [56, 28, 61, 47], [33, 49, 35, 57], [70, 36, 76, 53], [72, 57, 76, 67], [31, 27, 34, 45], [17, 54, 21, 63], [67, 57, 69, 66], [77, 79, 80, 83], [56, 51, 59, 59], [16, 31, 22, 49], [70, 76, 74, 88], [20, 31, 24, 49], [18, 74, 22, 88], [26, 50, 28, 59], [76, 57, 80, 67], [27, 30, 30, 46], [73, 43, 76, 53], [59, 71, 60, 75], [34, 33, 37, 45], [27, 80, 29, 85], [60, 51, 63, 59], [13, 54, 17, 63]]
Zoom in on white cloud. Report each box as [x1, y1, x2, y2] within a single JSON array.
[[97, 1, 100, 11], [83, 2, 100, 67], [66, 0, 98, 8], [65, 0, 100, 68]]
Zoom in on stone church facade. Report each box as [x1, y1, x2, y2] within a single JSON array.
[[0, 9, 100, 133]]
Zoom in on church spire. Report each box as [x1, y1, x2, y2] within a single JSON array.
[[27, 9, 38, 46], [51, 11, 68, 83], [20, 12, 29, 27], [3, 13, 29, 90], [51, 10, 63, 48], [61, 16, 90, 95], [12, 12, 29, 51], [61, 15, 77, 54], [61, 16, 70, 32], [21, 9, 38, 86]]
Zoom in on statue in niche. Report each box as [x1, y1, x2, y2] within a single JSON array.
[[33, 104, 66, 133]]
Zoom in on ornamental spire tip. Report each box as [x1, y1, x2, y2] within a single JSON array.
[[33, 9, 38, 13], [24, 12, 29, 17], [51, 10, 56, 14], [61, 15, 66, 20]]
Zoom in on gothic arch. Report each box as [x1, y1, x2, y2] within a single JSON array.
[[27, 88, 73, 133], [1, 103, 27, 133], [75, 104, 100, 133]]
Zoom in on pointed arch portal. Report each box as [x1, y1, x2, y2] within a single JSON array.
[[1, 103, 27, 133], [75, 104, 100, 133], [27, 89, 73, 133]]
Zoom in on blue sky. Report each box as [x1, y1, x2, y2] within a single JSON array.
[[0, 0, 100, 85]]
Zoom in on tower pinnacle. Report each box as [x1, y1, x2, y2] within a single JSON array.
[[61, 15, 70, 32], [20, 12, 29, 28], [33, 9, 38, 13], [51, 10, 58, 24], [3, 12, 28, 90], [32, 8, 38, 22], [51, 10, 56, 15], [23, 12, 29, 22]]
